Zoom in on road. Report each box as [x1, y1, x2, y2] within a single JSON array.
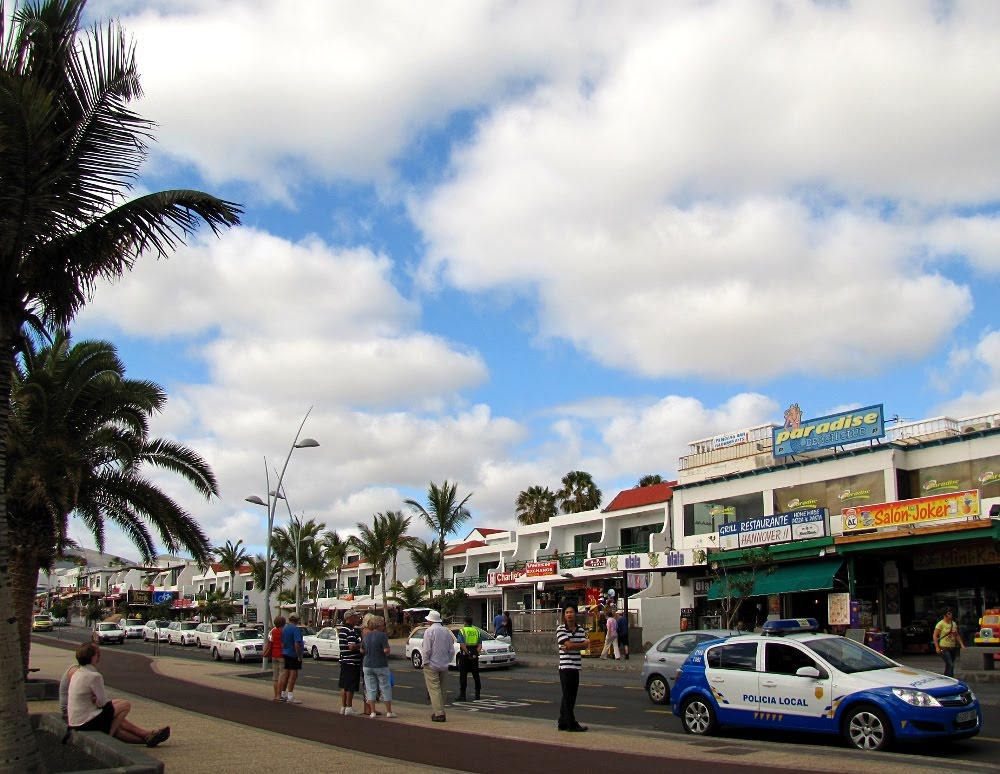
[[39, 628, 1000, 767]]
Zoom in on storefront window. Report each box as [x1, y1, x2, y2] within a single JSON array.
[[908, 455, 1000, 499], [619, 523, 662, 549], [684, 492, 764, 536], [573, 532, 601, 554], [773, 471, 884, 514]]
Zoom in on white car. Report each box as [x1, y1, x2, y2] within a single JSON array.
[[167, 621, 200, 645], [194, 621, 230, 648], [92, 622, 125, 645], [304, 626, 341, 660], [142, 619, 170, 642], [406, 624, 516, 669], [211, 627, 264, 662], [118, 618, 145, 639]]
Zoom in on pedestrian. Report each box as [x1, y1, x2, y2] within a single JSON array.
[[277, 613, 304, 704], [600, 607, 620, 660], [61, 643, 170, 747], [338, 610, 363, 715], [556, 604, 588, 732], [493, 610, 505, 637], [616, 608, 630, 660], [933, 607, 966, 677], [420, 609, 456, 723], [457, 616, 481, 701], [266, 615, 287, 701], [502, 610, 512, 642], [361, 617, 396, 718]]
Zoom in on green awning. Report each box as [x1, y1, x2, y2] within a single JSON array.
[[707, 560, 843, 600]]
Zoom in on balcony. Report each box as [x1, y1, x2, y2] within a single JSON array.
[[590, 543, 646, 558], [536, 551, 587, 568], [454, 574, 489, 588]]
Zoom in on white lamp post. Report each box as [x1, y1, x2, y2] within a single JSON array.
[[293, 522, 314, 623], [245, 407, 319, 638]]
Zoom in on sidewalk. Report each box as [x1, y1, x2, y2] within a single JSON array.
[[28, 640, 998, 774]]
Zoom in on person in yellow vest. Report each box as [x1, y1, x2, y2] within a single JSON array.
[[457, 616, 481, 701], [933, 607, 966, 677]]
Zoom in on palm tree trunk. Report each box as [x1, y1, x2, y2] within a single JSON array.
[[439, 533, 446, 597], [0, 334, 44, 772], [10, 546, 41, 679]]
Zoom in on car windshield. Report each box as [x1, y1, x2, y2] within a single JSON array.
[[98, 623, 116, 630], [124, 619, 143, 626], [233, 630, 259, 640], [212, 623, 229, 631], [180, 622, 197, 629], [804, 636, 896, 673], [34, 616, 51, 621], [156, 621, 170, 628]]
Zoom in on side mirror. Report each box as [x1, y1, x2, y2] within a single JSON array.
[[796, 666, 822, 678]]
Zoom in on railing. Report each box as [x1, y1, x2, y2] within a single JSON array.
[[537, 550, 587, 568], [454, 574, 489, 587], [590, 543, 647, 558]]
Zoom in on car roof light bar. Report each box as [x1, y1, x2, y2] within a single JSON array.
[[761, 618, 820, 636]]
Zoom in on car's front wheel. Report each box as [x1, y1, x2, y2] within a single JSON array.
[[680, 695, 718, 736], [646, 674, 669, 705], [843, 704, 892, 751], [212, 648, 221, 661], [312, 646, 320, 660], [234, 649, 243, 663], [411, 650, 423, 669]]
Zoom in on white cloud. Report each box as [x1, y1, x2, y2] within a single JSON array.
[[934, 330, 1000, 419]]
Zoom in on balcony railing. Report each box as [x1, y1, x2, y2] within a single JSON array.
[[454, 574, 489, 587], [536, 551, 587, 568], [590, 543, 647, 558]]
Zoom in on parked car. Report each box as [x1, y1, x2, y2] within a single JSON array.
[[166, 621, 200, 645], [194, 621, 230, 648], [672, 618, 981, 751], [142, 619, 170, 642], [642, 628, 741, 705], [93, 621, 125, 645], [31, 614, 54, 633], [52, 617, 68, 627], [119, 618, 145, 639], [211, 627, 264, 662], [303, 626, 341, 660], [405, 624, 516, 669]]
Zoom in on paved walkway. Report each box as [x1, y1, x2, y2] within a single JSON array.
[[27, 640, 998, 774]]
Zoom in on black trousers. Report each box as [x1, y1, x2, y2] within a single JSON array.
[[558, 669, 580, 728], [459, 654, 481, 697]]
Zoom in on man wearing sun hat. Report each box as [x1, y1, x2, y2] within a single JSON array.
[[419, 610, 456, 723]]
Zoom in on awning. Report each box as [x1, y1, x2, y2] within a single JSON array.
[[708, 560, 843, 600]]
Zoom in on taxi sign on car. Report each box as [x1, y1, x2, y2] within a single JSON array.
[[671, 618, 981, 751]]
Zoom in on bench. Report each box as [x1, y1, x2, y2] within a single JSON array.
[[961, 646, 1000, 671]]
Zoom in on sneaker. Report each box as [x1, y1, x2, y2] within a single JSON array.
[[145, 727, 170, 748], [343, 707, 358, 716], [369, 712, 377, 718], [286, 698, 302, 704], [567, 724, 588, 732], [386, 712, 397, 718]]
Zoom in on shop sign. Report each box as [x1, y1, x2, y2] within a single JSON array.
[[127, 589, 151, 605], [828, 592, 850, 626], [913, 542, 1000, 570], [712, 430, 748, 449], [719, 508, 827, 549], [773, 403, 885, 458], [666, 550, 685, 567], [583, 557, 608, 570], [693, 578, 712, 597], [152, 591, 175, 604], [841, 489, 981, 533], [525, 561, 557, 577], [488, 560, 559, 586]]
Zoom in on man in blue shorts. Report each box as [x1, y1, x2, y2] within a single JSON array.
[[277, 614, 304, 704]]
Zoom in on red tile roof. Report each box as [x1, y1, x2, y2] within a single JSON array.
[[603, 481, 675, 512], [444, 540, 487, 556], [342, 559, 364, 569]]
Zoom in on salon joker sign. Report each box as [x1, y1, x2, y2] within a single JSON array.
[[842, 489, 981, 533]]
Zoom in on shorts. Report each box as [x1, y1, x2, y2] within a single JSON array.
[[283, 655, 302, 671], [74, 701, 114, 734], [618, 634, 629, 648], [338, 662, 361, 692], [363, 666, 392, 702], [271, 658, 286, 680]]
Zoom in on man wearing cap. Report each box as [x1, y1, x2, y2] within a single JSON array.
[[338, 610, 363, 714], [277, 614, 304, 704], [420, 610, 456, 723]]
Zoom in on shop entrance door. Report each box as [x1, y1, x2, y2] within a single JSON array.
[[932, 588, 978, 642]]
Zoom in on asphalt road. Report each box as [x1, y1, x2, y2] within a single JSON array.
[[38, 628, 1000, 766]]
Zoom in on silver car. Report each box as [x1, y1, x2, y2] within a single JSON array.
[[642, 629, 740, 704]]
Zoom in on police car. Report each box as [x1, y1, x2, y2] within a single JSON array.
[[671, 618, 981, 751]]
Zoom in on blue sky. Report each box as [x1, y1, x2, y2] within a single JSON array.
[[69, 0, 1000, 560]]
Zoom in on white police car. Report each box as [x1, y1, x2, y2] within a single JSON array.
[[671, 618, 981, 751]]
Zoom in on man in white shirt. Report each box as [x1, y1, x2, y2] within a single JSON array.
[[419, 610, 456, 723], [61, 643, 170, 747]]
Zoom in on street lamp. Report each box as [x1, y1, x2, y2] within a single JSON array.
[[245, 407, 319, 637], [293, 522, 315, 622]]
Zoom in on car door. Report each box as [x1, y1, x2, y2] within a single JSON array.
[[219, 631, 234, 658], [703, 641, 760, 723], [759, 642, 833, 731], [319, 628, 338, 658]]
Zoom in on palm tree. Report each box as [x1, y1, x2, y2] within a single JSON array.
[[515, 485, 557, 525], [380, 510, 416, 589], [7, 332, 217, 678], [0, 2, 241, 764], [637, 474, 664, 487], [556, 470, 602, 514], [272, 517, 324, 618], [213, 540, 250, 598], [349, 516, 392, 620], [321, 531, 349, 597], [388, 581, 429, 612], [407, 539, 441, 597], [405, 481, 472, 593], [246, 553, 289, 598]]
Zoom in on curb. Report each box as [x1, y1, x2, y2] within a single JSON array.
[[31, 713, 164, 774]]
